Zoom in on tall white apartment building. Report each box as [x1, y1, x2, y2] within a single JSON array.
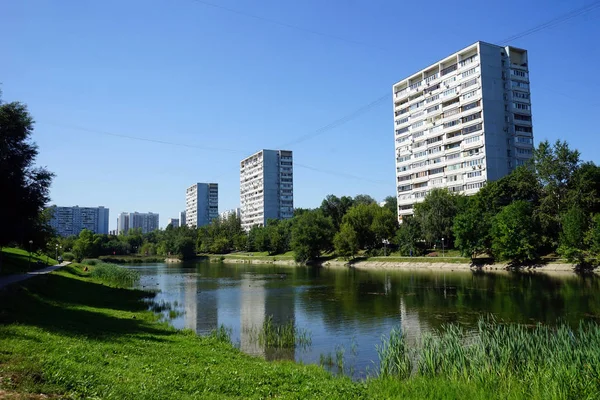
[[49, 205, 109, 237], [220, 208, 241, 221], [185, 183, 218, 228], [179, 210, 186, 228], [128, 212, 159, 234], [240, 150, 293, 231], [393, 41, 533, 222]]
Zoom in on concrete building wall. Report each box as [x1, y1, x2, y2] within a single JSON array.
[[49, 205, 110, 237]]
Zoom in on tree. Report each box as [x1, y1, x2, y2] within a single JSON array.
[[333, 223, 359, 259], [393, 216, 422, 256], [72, 229, 99, 261], [371, 206, 397, 245], [453, 201, 492, 258], [353, 194, 377, 206], [382, 196, 398, 216], [567, 162, 600, 215], [588, 214, 600, 258], [557, 206, 588, 265], [413, 188, 461, 247], [320, 195, 354, 230], [491, 201, 540, 264], [0, 97, 54, 270], [290, 210, 334, 263], [342, 203, 378, 249], [534, 140, 581, 248]]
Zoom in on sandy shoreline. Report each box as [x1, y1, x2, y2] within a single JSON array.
[[205, 256, 591, 275]]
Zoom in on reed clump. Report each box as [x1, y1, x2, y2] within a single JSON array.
[[88, 261, 140, 288], [377, 317, 600, 398]]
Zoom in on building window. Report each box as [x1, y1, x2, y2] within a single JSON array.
[[409, 81, 422, 90], [414, 191, 427, 199], [516, 136, 533, 145], [467, 171, 482, 178], [414, 181, 428, 189], [426, 104, 440, 113], [396, 117, 409, 125], [446, 152, 461, 160], [511, 81, 529, 89], [440, 63, 458, 76], [513, 91, 530, 100], [462, 90, 477, 100], [412, 131, 424, 139], [447, 162, 462, 171], [443, 76, 457, 86], [414, 150, 427, 158], [431, 178, 443, 185], [462, 123, 482, 135], [445, 142, 461, 150], [411, 120, 424, 129], [426, 94, 440, 103], [447, 174, 461, 182], [513, 102, 531, 111], [461, 78, 478, 89], [444, 119, 460, 128], [397, 155, 411, 163], [398, 174, 412, 182], [425, 73, 439, 83], [464, 135, 481, 144], [429, 167, 444, 175], [515, 125, 533, 133], [463, 158, 484, 167], [427, 136, 443, 145], [514, 114, 532, 122], [465, 182, 484, 190], [413, 140, 426, 149], [431, 157, 443, 164], [510, 69, 528, 78], [398, 184, 412, 192], [428, 146, 442, 154], [459, 54, 478, 67], [461, 100, 479, 112], [443, 107, 460, 118], [462, 112, 481, 123], [442, 88, 457, 97], [461, 67, 478, 78], [396, 127, 409, 135], [412, 160, 428, 169], [415, 171, 427, 178], [516, 148, 533, 155]]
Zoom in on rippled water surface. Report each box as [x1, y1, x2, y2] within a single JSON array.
[[128, 262, 600, 378]]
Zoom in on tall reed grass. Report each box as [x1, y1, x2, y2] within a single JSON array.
[[243, 315, 311, 349], [377, 317, 600, 398], [88, 262, 140, 288]]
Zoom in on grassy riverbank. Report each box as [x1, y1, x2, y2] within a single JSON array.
[[1, 263, 599, 399], [98, 255, 166, 264], [0, 247, 58, 275]]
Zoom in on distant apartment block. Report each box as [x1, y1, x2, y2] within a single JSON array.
[[49, 205, 109, 237], [240, 149, 293, 231], [220, 208, 241, 221], [117, 212, 159, 234], [117, 212, 129, 235], [185, 183, 218, 228], [167, 218, 180, 228], [393, 41, 533, 221], [179, 210, 186, 228]]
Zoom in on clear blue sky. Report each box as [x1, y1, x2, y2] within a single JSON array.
[[2, 0, 599, 230]]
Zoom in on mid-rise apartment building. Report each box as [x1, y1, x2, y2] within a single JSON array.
[[393, 41, 533, 222], [220, 208, 241, 221], [179, 210, 186, 228], [117, 212, 159, 234], [167, 218, 180, 228], [185, 183, 218, 228], [49, 205, 109, 237], [240, 150, 293, 231]]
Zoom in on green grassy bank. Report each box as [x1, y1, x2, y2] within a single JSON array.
[[0, 247, 58, 275], [98, 255, 166, 264], [1, 264, 599, 399]]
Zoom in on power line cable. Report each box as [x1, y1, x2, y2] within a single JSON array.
[[187, 0, 389, 51], [498, 1, 600, 44]]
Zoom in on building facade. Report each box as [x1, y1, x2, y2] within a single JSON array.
[[167, 218, 180, 228], [128, 212, 159, 234], [220, 208, 241, 221], [179, 210, 186, 228], [49, 205, 109, 237], [185, 183, 218, 228], [117, 212, 159, 234], [240, 149, 293, 231], [393, 41, 533, 221], [117, 212, 129, 235]]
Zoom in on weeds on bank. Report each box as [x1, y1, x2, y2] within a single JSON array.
[[377, 317, 600, 398], [88, 261, 140, 287], [243, 315, 311, 349]]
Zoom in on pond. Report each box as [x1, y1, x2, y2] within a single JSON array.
[[128, 261, 600, 379]]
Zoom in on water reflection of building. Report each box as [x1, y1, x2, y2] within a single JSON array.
[[265, 284, 295, 361], [240, 275, 266, 357], [239, 274, 297, 361], [184, 274, 218, 334], [399, 298, 428, 347]]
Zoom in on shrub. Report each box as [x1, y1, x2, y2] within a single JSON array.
[[62, 252, 75, 261], [82, 259, 99, 266]]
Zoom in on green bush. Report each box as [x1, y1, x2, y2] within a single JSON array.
[[82, 259, 99, 266], [62, 252, 75, 261]]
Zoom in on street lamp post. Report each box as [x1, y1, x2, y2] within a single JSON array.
[[28, 240, 33, 269], [441, 238, 445, 257]]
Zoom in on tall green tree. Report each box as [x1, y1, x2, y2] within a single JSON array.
[[413, 188, 462, 247], [353, 194, 377, 206], [393, 216, 422, 256], [491, 201, 540, 264], [453, 200, 492, 258], [557, 206, 589, 265], [342, 203, 378, 249], [371, 206, 397, 245], [72, 229, 100, 261], [382, 196, 398, 216], [333, 223, 359, 259], [0, 96, 54, 270], [290, 210, 334, 263], [320, 195, 354, 230]]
